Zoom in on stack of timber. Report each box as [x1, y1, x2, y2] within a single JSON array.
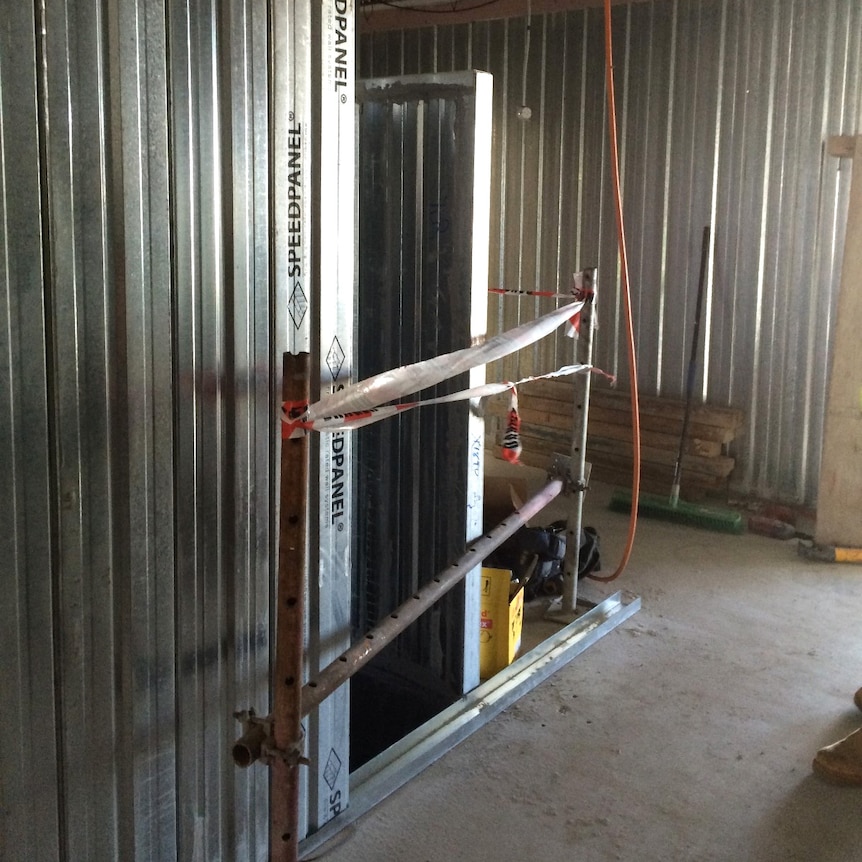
[[486, 379, 744, 499]]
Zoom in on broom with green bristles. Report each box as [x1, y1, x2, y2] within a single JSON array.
[[609, 226, 744, 534]]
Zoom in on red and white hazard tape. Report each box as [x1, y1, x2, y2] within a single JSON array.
[[282, 363, 591, 438], [500, 387, 522, 464], [282, 298, 585, 437]]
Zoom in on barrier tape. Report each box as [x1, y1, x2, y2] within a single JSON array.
[[282, 363, 592, 438], [489, 270, 595, 341], [566, 269, 595, 339], [311, 299, 583, 417], [500, 387, 522, 463], [489, 288, 574, 299]]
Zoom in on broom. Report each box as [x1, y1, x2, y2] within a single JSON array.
[[609, 226, 744, 534]]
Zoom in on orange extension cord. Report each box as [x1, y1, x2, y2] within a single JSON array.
[[587, 0, 641, 582]]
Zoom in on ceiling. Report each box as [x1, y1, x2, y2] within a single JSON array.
[[358, 0, 650, 33]]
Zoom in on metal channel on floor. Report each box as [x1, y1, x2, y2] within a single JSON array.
[[299, 589, 640, 858]]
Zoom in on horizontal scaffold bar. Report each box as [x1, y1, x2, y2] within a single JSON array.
[[300, 478, 564, 717]]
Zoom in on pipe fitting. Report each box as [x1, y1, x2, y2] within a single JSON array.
[[232, 710, 271, 768]]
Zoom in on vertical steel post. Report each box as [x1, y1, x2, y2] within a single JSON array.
[[271, 0, 313, 834], [309, 0, 354, 831], [271, 353, 310, 862], [561, 276, 596, 614]]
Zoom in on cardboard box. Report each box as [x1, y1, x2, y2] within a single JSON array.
[[483, 475, 528, 530], [479, 567, 525, 678]]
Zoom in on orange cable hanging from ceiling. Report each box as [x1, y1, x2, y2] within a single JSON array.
[[587, 0, 641, 582]]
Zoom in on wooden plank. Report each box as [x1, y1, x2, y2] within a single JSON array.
[[516, 431, 733, 483], [827, 135, 857, 159], [591, 387, 744, 430], [487, 402, 569, 427], [524, 380, 744, 430], [585, 420, 721, 457], [513, 446, 725, 495], [583, 466, 717, 500], [816, 135, 862, 546], [520, 394, 583, 418], [518, 409, 723, 455], [512, 416, 721, 458], [585, 462, 724, 494], [586, 436, 735, 478], [486, 399, 739, 445], [499, 418, 732, 472], [486, 408, 730, 458], [521, 433, 735, 479], [588, 405, 738, 445]]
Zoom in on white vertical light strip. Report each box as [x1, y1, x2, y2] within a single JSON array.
[[703, 0, 728, 400], [764, 1, 797, 494], [795, 0, 819, 502], [551, 13, 569, 366], [803, 0, 839, 502], [819, 2, 839, 342], [856, 1, 862, 121], [553, 17, 568, 298], [656, 0, 678, 395], [495, 19, 510, 377], [618, 1, 631, 376], [463, 70, 493, 694], [833, 0, 851, 132], [745, 0, 779, 490], [311, 0, 353, 836], [635, 2, 655, 335], [531, 16, 547, 371], [724, 5, 744, 407], [591, 6, 614, 379], [515, 12, 531, 376], [574, 10, 587, 292]]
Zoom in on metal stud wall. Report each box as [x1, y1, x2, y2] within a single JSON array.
[[360, 0, 862, 505], [1, 1, 273, 859]]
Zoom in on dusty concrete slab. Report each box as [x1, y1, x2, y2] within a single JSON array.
[[312, 464, 862, 862]]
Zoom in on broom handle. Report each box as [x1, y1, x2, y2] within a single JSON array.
[[670, 225, 711, 506]]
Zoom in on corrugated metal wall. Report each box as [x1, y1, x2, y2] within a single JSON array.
[[360, 0, 862, 505], [1, 1, 273, 860]]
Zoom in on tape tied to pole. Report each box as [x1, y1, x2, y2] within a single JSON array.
[[500, 386, 522, 464], [282, 364, 592, 438], [566, 270, 595, 339], [281, 299, 586, 438]]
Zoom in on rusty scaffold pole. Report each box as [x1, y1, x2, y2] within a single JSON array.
[[300, 478, 564, 717], [271, 351, 310, 862], [235, 472, 566, 751]]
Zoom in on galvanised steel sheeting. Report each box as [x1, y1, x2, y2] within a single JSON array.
[[2, 0, 272, 859], [307, 0, 354, 837], [1, 3, 61, 861], [272, 0, 315, 839], [360, 0, 862, 506]]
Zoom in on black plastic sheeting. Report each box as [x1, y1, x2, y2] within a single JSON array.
[[352, 83, 481, 765]]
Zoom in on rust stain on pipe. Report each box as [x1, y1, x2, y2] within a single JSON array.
[[271, 352, 309, 862]]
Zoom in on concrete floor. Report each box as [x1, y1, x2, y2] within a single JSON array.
[[311, 465, 862, 862]]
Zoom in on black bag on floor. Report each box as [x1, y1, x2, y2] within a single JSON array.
[[485, 521, 601, 599]]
